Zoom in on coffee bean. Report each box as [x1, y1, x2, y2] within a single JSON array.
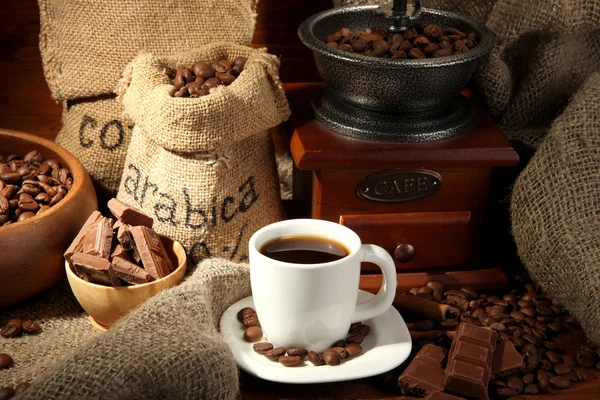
[[264, 347, 286, 362], [0, 354, 12, 369], [0, 387, 15, 400], [564, 371, 579, 382], [490, 323, 507, 332], [576, 346, 597, 367], [279, 355, 303, 367], [510, 311, 526, 321], [347, 324, 370, 344], [345, 344, 362, 357], [549, 376, 571, 389], [243, 326, 263, 342], [562, 354, 577, 366], [423, 25, 443, 39], [192, 63, 215, 80], [1, 319, 22, 338], [330, 346, 348, 359], [287, 348, 308, 359], [495, 387, 518, 398], [490, 379, 507, 388], [523, 384, 539, 395], [546, 350, 560, 364], [427, 280, 445, 291], [522, 333, 537, 345], [322, 349, 342, 366], [253, 342, 273, 355], [308, 351, 325, 366], [217, 71, 236, 85], [351, 39, 368, 52], [14, 382, 30, 395], [574, 367, 589, 381], [506, 375, 524, 393], [554, 363, 572, 375], [546, 321, 563, 333], [522, 372, 534, 385], [538, 370, 550, 388], [331, 339, 346, 348], [243, 313, 260, 328]]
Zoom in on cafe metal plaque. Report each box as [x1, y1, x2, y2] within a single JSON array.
[[356, 169, 442, 203]]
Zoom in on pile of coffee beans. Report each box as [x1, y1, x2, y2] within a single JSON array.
[[1, 318, 41, 338], [0, 151, 72, 227], [325, 25, 478, 59], [170, 57, 247, 98], [238, 306, 370, 367], [396, 280, 599, 398]]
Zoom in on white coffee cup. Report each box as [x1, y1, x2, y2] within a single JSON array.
[[249, 219, 397, 352]]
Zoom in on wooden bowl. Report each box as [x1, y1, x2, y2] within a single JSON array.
[[65, 236, 187, 331], [0, 128, 98, 308]]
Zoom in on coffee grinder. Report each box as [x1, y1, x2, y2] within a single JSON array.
[[291, 1, 519, 293]]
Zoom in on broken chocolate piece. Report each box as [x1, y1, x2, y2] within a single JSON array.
[[108, 198, 154, 228], [491, 341, 525, 379], [71, 253, 121, 286], [63, 210, 103, 264], [443, 323, 497, 399], [111, 244, 129, 260], [398, 344, 446, 396], [425, 392, 465, 400], [130, 226, 173, 279], [111, 257, 154, 285]]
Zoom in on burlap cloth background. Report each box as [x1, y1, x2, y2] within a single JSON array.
[[1, 259, 250, 398], [335, 0, 600, 343]]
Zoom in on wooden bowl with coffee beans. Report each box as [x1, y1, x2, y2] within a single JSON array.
[[0, 128, 97, 308]]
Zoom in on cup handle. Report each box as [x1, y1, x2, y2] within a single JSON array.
[[352, 244, 397, 323]]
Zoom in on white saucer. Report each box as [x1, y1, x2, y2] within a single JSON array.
[[219, 290, 412, 384]]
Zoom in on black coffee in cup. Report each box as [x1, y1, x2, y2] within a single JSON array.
[[260, 236, 349, 264]]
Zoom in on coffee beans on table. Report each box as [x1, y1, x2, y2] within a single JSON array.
[[0, 151, 73, 227], [0, 353, 13, 369], [169, 57, 247, 98], [64, 198, 176, 286], [239, 306, 369, 367], [325, 24, 478, 59]]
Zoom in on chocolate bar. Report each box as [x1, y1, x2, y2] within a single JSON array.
[[491, 341, 524, 379], [130, 226, 173, 279], [425, 392, 465, 400], [443, 323, 497, 399], [398, 344, 446, 396], [111, 257, 154, 285], [63, 210, 103, 263], [70, 253, 121, 286], [111, 244, 129, 260], [108, 198, 153, 228]]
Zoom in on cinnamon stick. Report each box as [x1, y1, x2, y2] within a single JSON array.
[[406, 320, 436, 331], [409, 330, 456, 342], [395, 295, 460, 321]]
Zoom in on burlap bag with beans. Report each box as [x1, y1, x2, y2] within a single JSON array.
[[5, 258, 251, 399], [37, 0, 258, 196], [116, 43, 290, 264]]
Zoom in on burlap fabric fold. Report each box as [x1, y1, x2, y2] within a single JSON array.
[[116, 43, 290, 265], [511, 73, 600, 344], [333, 0, 600, 150], [37, 0, 258, 196], [1, 258, 251, 399]]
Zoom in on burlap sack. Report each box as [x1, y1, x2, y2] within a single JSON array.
[[1, 258, 251, 399], [54, 96, 133, 196], [333, 0, 600, 150], [38, 0, 258, 196], [511, 72, 600, 344], [116, 43, 290, 264]]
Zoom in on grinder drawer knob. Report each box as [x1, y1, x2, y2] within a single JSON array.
[[394, 242, 416, 263]]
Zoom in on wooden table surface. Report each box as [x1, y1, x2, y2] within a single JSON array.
[[1, 1, 599, 399]]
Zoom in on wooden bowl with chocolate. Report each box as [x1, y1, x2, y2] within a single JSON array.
[[0, 128, 97, 308], [64, 199, 187, 331]]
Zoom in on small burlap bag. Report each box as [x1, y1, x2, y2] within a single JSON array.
[[116, 43, 290, 264], [37, 0, 258, 196], [54, 96, 133, 196], [1, 258, 251, 399], [511, 72, 600, 344]]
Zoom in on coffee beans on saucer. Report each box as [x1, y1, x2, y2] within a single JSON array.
[[64, 198, 175, 287], [0, 151, 73, 227], [169, 57, 247, 98], [239, 307, 370, 367], [325, 25, 478, 59]]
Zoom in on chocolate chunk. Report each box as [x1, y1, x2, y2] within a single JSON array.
[[111, 244, 129, 260], [425, 392, 465, 400], [64, 211, 103, 264], [398, 344, 446, 396], [71, 253, 121, 286], [491, 341, 524, 379], [130, 226, 173, 279], [111, 257, 154, 285], [443, 323, 497, 399], [108, 198, 154, 228]]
